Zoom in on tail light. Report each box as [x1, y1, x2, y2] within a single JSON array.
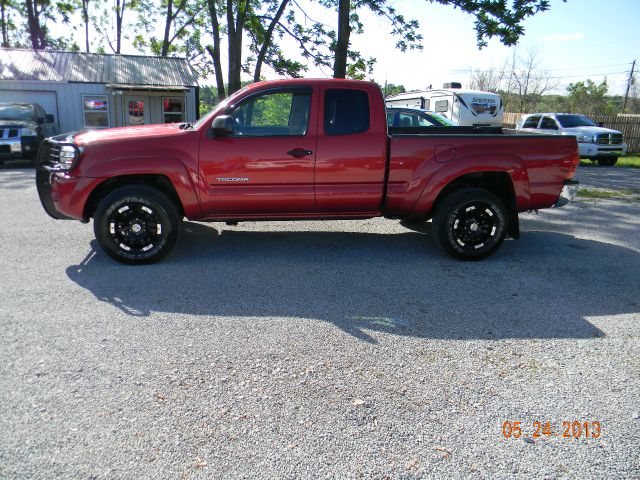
[[565, 146, 580, 179]]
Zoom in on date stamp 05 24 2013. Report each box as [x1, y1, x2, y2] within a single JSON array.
[[502, 421, 602, 440]]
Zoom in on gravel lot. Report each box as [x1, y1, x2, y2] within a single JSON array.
[[1, 162, 639, 479]]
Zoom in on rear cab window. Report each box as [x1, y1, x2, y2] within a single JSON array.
[[324, 89, 370, 136]]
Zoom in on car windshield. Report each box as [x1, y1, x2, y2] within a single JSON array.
[[556, 114, 597, 128], [0, 104, 34, 121]]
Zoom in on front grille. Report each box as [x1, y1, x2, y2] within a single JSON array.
[[1, 128, 20, 139], [0, 145, 10, 153], [595, 133, 624, 145]]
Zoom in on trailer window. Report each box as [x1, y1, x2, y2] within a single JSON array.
[[325, 89, 370, 136], [434, 100, 448, 113]]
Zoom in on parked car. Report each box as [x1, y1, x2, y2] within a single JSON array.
[[386, 107, 455, 127], [515, 113, 627, 166], [0, 103, 58, 166], [37, 79, 579, 264], [385, 83, 504, 127]]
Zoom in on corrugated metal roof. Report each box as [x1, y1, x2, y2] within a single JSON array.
[[0, 48, 197, 86]]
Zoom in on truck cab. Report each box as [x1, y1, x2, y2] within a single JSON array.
[[0, 102, 58, 165]]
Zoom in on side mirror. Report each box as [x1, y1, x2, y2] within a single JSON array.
[[598, 122, 604, 128], [210, 115, 234, 137], [46, 114, 54, 123], [37, 117, 45, 124]]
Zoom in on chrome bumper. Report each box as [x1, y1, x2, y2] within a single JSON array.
[[554, 180, 579, 207]]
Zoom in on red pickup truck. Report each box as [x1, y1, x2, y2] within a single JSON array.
[[36, 79, 579, 264]]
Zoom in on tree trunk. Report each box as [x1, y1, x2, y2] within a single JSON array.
[[206, 0, 225, 100], [226, 0, 247, 94], [161, 0, 173, 56], [82, 0, 90, 52], [115, 0, 126, 54], [333, 0, 350, 78], [1, 0, 8, 48], [253, 0, 289, 83], [25, 0, 46, 49]]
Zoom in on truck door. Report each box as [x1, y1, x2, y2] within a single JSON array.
[[198, 86, 317, 215], [314, 87, 387, 213]]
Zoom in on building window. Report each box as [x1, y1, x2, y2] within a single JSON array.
[[163, 97, 185, 123], [82, 95, 109, 128]]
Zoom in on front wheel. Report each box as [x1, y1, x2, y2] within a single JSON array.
[[93, 186, 180, 264], [432, 188, 508, 260], [597, 157, 618, 166]]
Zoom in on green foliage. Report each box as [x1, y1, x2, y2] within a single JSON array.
[[566, 79, 618, 115], [431, 0, 561, 49], [379, 83, 406, 98]]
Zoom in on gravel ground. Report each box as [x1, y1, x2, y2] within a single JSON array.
[[1, 164, 639, 479]]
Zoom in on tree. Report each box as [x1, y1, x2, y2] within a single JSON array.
[[508, 48, 555, 112], [566, 79, 616, 116], [0, 0, 18, 47]]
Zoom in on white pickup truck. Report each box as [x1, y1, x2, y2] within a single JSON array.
[[516, 113, 627, 166]]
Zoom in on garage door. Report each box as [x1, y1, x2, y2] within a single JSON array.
[[0, 90, 58, 125]]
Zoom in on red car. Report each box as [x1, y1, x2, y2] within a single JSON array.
[[37, 79, 579, 264]]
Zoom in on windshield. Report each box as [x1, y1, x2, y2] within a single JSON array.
[[426, 112, 455, 126], [557, 114, 597, 128], [0, 104, 34, 121], [193, 85, 252, 129]]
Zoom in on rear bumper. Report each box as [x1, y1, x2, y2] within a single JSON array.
[[554, 180, 579, 207]]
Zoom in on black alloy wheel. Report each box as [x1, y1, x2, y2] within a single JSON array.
[[432, 188, 508, 260], [94, 186, 180, 264]]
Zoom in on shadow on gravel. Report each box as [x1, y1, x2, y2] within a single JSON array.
[[64, 221, 640, 342], [0, 166, 35, 190]]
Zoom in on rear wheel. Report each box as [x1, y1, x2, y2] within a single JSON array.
[[597, 157, 618, 166], [93, 186, 180, 264], [432, 188, 508, 260]]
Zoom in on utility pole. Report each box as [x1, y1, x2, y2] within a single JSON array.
[[621, 59, 636, 114]]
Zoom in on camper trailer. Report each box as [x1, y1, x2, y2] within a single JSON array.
[[385, 82, 504, 127]]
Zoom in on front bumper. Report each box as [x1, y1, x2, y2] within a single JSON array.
[[0, 137, 23, 159], [554, 180, 579, 207], [578, 142, 627, 158]]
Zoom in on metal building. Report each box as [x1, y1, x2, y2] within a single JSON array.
[[0, 48, 199, 134]]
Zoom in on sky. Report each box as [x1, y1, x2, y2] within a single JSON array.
[[285, 0, 640, 96]]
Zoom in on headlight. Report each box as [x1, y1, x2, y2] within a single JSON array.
[[576, 135, 593, 143], [20, 127, 38, 136], [57, 145, 82, 170]]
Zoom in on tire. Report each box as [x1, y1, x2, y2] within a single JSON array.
[[432, 188, 508, 260], [597, 157, 617, 166], [93, 186, 180, 265]]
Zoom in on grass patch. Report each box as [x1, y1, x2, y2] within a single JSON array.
[[580, 156, 640, 168], [577, 187, 636, 199]]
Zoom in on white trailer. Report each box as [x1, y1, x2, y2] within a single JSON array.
[[385, 83, 504, 127]]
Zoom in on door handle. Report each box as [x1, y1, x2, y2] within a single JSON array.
[[287, 149, 313, 157]]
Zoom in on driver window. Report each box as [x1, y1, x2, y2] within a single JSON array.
[[231, 90, 311, 137]]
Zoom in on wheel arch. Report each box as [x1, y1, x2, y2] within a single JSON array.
[[430, 171, 520, 239], [83, 174, 185, 221]]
